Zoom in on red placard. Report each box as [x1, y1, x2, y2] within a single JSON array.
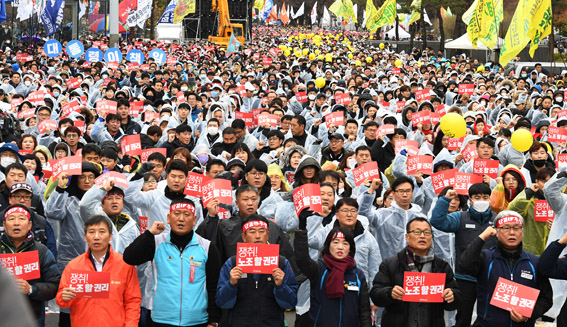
[[547, 127, 567, 144], [407, 155, 433, 175], [379, 101, 391, 108], [489, 277, 540, 318], [447, 137, 464, 151], [461, 144, 478, 163], [411, 111, 431, 127], [325, 112, 345, 128], [127, 62, 139, 70], [235, 85, 246, 97], [74, 121, 85, 134], [96, 100, 118, 115], [557, 110, 567, 119], [17, 108, 35, 120], [235, 112, 254, 128], [69, 270, 110, 299], [11, 98, 23, 112], [27, 90, 47, 104], [402, 272, 446, 303], [378, 124, 395, 136], [454, 172, 483, 195], [16, 52, 30, 61], [66, 77, 80, 89], [102, 78, 115, 87], [139, 216, 148, 234], [201, 179, 233, 206], [352, 162, 380, 187], [472, 159, 500, 178], [140, 64, 150, 71], [144, 111, 160, 123], [292, 184, 322, 215], [236, 243, 280, 274], [141, 148, 167, 163], [82, 62, 90, 69], [262, 56, 273, 65], [176, 91, 186, 103], [107, 62, 119, 70], [415, 89, 430, 102], [557, 153, 567, 169], [253, 53, 260, 60], [37, 119, 58, 135], [0, 251, 41, 280], [391, 67, 401, 75], [430, 112, 441, 125], [257, 114, 278, 128], [100, 44, 109, 51], [62, 100, 80, 118], [535, 199, 555, 222], [120, 134, 142, 156], [396, 101, 406, 112], [458, 84, 475, 95], [394, 139, 419, 156], [166, 56, 176, 65], [94, 171, 129, 189], [296, 91, 307, 103], [49, 156, 82, 181], [431, 168, 458, 194], [334, 93, 351, 105], [435, 104, 447, 116], [184, 172, 212, 198], [129, 101, 144, 117]]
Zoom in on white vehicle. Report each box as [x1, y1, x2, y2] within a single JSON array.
[[155, 23, 184, 42]]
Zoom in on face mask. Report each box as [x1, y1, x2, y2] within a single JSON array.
[[521, 74, 527, 78], [24, 81, 31, 87], [556, 97, 563, 102], [199, 74, 207, 80], [102, 74, 109, 79], [198, 154, 209, 164], [308, 94, 316, 101], [207, 126, 219, 136], [348, 158, 357, 169], [53, 92, 60, 97], [180, 86, 188, 92], [211, 91, 218, 98], [471, 200, 490, 213], [0, 157, 16, 168], [533, 159, 546, 167], [60, 126, 67, 135]]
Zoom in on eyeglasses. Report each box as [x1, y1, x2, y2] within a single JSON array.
[[497, 225, 523, 233], [144, 180, 157, 185], [248, 171, 266, 177], [339, 209, 357, 214], [394, 189, 412, 195], [78, 175, 96, 181], [11, 194, 32, 201], [408, 229, 432, 236]]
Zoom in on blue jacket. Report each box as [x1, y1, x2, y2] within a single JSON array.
[[216, 255, 298, 327], [537, 240, 567, 327]]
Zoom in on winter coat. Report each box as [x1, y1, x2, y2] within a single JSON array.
[[508, 188, 549, 256], [489, 165, 526, 213], [537, 240, 567, 327]]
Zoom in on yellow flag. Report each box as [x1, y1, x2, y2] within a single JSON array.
[[173, 0, 191, 23], [343, 0, 357, 23], [187, 0, 195, 14], [408, 0, 421, 25], [328, 0, 345, 18], [527, 0, 552, 57], [367, 0, 396, 33], [500, 0, 552, 66], [254, 0, 264, 11], [365, 0, 378, 31], [468, 0, 502, 49]]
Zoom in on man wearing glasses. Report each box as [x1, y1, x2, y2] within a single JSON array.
[[459, 211, 553, 326], [358, 176, 427, 261], [370, 217, 460, 326]]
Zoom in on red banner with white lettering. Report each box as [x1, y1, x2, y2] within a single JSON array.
[[415, 89, 430, 102], [139, 216, 148, 234], [235, 112, 254, 128], [411, 111, 431, 127], [435, 104, 447, 116], [431, 169, 458, 194], [0, 251, 41, 280], [378, 124, 395, 135], [49, 156, 83, 181], [94, 171, 129, 189], [403, 272, 446, 303], [292, 184, 322, 215], [141, 148, 167, 163], [472, 159, 500, 179], [129, 101, 144, 117], [184, 172, 212, 198], [296, 91, 307, 103], [454, 173, 483, 195], [352, 162, 380, 187], [334, 93, 351, 105], [462, 144, 478, 163], [96, 100, 117, 115], [120, 134, 142, 155], [325, 112, 345, 128], [17, 108, 35, 120], [489, 277, 540, 318], [66, 77, 80, 89], [458, 84, 475, 95], [69, 270, 110, 299], [236, 243, 280, 274], [201, 179, 232, 206], [535, 200, 555, 222], [394, 139, 419, 156], [447, 137, 464, 151], [407, 155, 433, 175], [62, 100, 80, 118], [547, 127, 567, 144], [257, 114, 278, 128]]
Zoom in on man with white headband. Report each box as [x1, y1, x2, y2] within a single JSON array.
[[123, 198, 222, 327], [216, 214, 298, 327], [459, 210, 553, 326]]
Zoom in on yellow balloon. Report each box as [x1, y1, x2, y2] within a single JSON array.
[[317, 54, 324, 60], [302, 49, 309, 55], [315, 49, 320, 55], [284, 49, 291, 57], [309, 53, 316, 60], [511, 129, 534, 152], [348, 53, 353, 59], [395, 59, 403, 67], [295, 50, 302, 58], [379, 43, 385, 49], [355, 60, 361, 66], [366, 56, 372, 63], [477, 65, 485, 73], [440, 113, 467, 138], [315, 77, 326, 88], [325, 54, 333, 62]]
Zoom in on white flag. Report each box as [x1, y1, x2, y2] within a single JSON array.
[[293, 2, 304, 19], [17, 0, 34, 21], [423, 8, 432, 26], [311, 2, 317, 24], [136, 0, 152, 28], [322, 6, 330, 26], [79, 0, 87, 19]]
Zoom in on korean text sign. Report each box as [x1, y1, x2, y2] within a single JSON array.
[[402, 272, 446, 303], [69, 269, 111, 298], [489, 277, 540, 317], [352, 162, 380, 187], [236, 243, 279, 274], [0, 251, 41, 280], [292, 184, 322, 215]]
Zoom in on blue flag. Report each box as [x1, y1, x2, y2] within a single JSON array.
[[41, 0, 65, 35], [0, 0, 6, 24], [159, 0, 178, 24], [226, 33, 241, 56], [262, 0, 273, 21]]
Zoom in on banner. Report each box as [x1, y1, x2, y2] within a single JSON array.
[[366, 0, 396, 33], [139, 216, 148, 234], [490, 277, 540, 317], [462, 144, 478, 163], [335, 93, 351, 105], [94, 171, 129, 189], [69, 270, 110, 298], [140, 148, 167, 163], [352, 162, 380, 186], [0, 251, 41, 280], [263, 0, 273, 22], [37, 119, 58, 135], [378, 124, 395, 135], [454, 173, 483, 195], [173, 0, 194, 23], [472, 159, 500, 178], [431, 168, 458, 194], [546, 127, 567, 144], [407, 155, 433, 175], [403, 272, 446, 303], [325, 112, 345, 128], [527, 0, 551, 57], [411, 111, 431, 127], [201, 179, 233, 206], [408, 0, 420, 25], [535, 200, 555, 222], [236, 243, 279, 274], [394, 139, 419, 156], [158, 0, 177, 24], [120, 135, 142, 155], [49, 156, 83, 181], [226, 33, 241, 56], [184, 172, 212, 198], [40, 0, 65, 35], [458, 84, 475, 95], [292, 184, 322, 215], [253, 0, 264, 10], [310, 1, 317, 24]]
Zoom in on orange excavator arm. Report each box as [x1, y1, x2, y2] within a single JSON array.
[[211, 0, 232, 38]]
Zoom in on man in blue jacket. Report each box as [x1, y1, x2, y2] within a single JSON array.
[[216, 214, 297, 327], [459, 211, 553, 326], [430, 183, 497, 327], [538, 230, 567, 326]]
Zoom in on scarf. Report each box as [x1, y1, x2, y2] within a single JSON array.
[[505, 188, 518, 203], [323, 253, 355, 299], [406, 247, 435, 273], [164, 186, 186, 201]]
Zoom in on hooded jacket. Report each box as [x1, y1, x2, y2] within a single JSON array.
[[292, 155, 321, 189], [489, 165, 527, 214], [508, 187, 549, 256]]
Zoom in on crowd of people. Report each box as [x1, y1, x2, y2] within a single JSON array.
[[1, 25, 567, 327]]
